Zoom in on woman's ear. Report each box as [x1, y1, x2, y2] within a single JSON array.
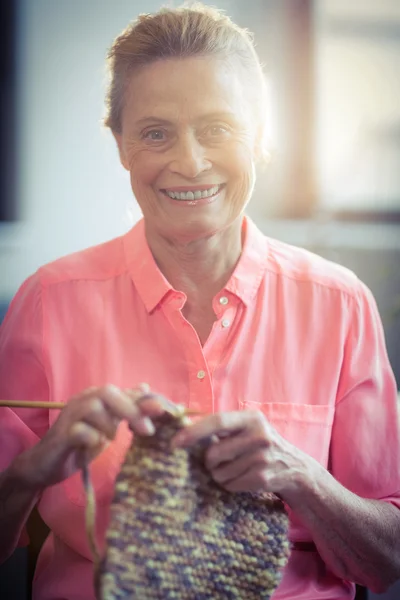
[[112, 131, 129, 171]]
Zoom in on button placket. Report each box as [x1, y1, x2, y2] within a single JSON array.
[[162, 300, 213, 410], [203, 302, 240, 380], [191, 363, 213, 414]]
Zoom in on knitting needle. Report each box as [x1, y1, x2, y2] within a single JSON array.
[[0, 399, 204, 416], [0, 400, 65, 409]]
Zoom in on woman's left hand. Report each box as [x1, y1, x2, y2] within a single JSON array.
[[171, 410, 320, 501]]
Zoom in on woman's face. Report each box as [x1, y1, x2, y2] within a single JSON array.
[[114, 56, 257, 242]]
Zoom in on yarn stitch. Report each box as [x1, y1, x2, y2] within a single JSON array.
[[97, 412, 290, 599]]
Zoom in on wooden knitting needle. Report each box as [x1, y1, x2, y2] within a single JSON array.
[[0, 400, 65, 409], [0, 400, 204, 416]]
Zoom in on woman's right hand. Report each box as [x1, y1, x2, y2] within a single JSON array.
[[10, 384, 170, 491]]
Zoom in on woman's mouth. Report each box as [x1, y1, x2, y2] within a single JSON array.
[[160, 184, 225, 205]]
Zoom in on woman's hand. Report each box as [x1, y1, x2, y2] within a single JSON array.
[[172, 409, 320, 501], [11, 384, 172, 492]]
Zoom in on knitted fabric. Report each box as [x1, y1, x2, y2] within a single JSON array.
[[98, 413, 290, 600]]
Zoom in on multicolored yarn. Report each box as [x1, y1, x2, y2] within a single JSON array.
[[97, 412, 290, 599]]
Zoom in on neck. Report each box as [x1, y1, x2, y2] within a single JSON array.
[[145, 218, 244, 302]]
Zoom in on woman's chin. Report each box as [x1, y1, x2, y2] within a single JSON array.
[[160, 213, 240, 244]]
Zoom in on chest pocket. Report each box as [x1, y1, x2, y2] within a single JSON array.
[[63, 421, 133, 507], [240, 401, 335, 467]]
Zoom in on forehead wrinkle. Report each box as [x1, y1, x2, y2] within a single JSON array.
[[122, 57, 254, 133]]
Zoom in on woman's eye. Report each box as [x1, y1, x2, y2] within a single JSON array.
[[143, 129, 166, 142], [206, 125, 231, 138]]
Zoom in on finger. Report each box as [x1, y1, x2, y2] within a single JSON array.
[[138, 393, 180, 417], [124, 389, 182, 434], [121, 387, 156, 433], [126, 389, 181, 420], [67, 387, 131, 429], [69, 421, 107, 450], [92, 385, 158, 434], [171, 411, 253, 449], [205, 432, 269, 470], [81, 397, 119, 441], [138, 382, 150, 394], [211, 448, 269, 486], [123, 384, 150, 402], [223, 464, 270, 493], [68, 385, 153, 436], [73, 386, 178, 436]]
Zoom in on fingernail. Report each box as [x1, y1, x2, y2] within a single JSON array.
[[139, 382, 150, 393], [141, 417, 155, 435]]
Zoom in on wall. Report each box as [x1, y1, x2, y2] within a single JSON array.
[[1, 0, 142, 300], [315, 0, 400, 212]]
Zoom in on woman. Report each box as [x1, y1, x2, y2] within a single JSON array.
[[0, 4, 399, 599]]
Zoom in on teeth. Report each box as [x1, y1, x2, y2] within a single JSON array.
[[165, 185, 221, 200]]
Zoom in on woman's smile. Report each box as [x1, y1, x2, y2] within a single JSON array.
[[159, 183, 226, 207]]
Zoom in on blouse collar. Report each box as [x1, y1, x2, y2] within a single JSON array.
[[123, 216, 269, 313]]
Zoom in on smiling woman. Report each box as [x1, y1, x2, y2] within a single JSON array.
[[106, 11, 264, 241], [0, 3, 400, 600], [111, 56, 257, 245]]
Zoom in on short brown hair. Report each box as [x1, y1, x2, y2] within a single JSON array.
[[104, 2, 269, 160]]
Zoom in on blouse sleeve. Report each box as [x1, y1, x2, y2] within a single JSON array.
[[0, 271, 50, 463], [0, 273, 50, 544], [330, 280, 400, 508]]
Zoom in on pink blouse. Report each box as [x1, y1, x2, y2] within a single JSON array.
[[0, 216, 399, 600]]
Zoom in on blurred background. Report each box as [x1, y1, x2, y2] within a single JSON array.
[[0, 1, 399, 598]]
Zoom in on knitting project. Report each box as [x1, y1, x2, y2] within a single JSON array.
[[97, 412, 290, 600]]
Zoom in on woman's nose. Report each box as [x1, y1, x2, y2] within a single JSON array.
[[168, 133, 212, 178]]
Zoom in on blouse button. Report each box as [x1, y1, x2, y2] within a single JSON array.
[[219, 296, 229, 305], [221, 318, 230, 328], [197, 370, 206, 380]]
